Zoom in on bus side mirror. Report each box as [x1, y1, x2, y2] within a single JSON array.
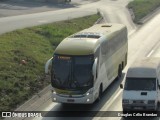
[[45, 57, 53, 75], [120, 84, 123, 89], [92, 58, 98, 77]]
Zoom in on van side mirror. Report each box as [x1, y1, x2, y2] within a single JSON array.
[[92, 58, 98, 77], [158, 85, 160, 89], [120, 84, 123, 89]]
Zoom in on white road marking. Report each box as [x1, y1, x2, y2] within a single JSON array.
[[93, 89, 122, 120], [128, 29, 136, 36], [100, 90, 122, 113], [104, 89, 122, 110], [147, 50, 154, 57]]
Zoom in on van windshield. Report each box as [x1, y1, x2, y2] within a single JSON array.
[[124, 78, 156, 91]]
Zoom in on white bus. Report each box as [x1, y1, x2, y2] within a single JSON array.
[[45, 23, 128, 104]]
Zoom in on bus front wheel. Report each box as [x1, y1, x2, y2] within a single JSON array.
[[97, 85, 103, 102]]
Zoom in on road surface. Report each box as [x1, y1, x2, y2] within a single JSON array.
[[31, 12, 160, 120], [0, 0, 135, 34], [0, 0, 98, 17]]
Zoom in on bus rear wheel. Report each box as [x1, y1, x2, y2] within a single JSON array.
[[125, 53, 128, 65], [118, 65, 122, 79]]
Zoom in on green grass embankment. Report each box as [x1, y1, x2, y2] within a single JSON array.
[[128, 0, 160, 23], [0, 14, 100, 111]]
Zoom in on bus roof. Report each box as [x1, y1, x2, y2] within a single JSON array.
[[54, 23, 126, 55], [127, 58, 160, 78]]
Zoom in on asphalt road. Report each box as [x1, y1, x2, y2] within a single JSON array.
[[31, 12, 160, 119], [0, 0, 135, 34], [2, 0, 160, 120], [31, 13, 160, 120], [0, 0, 98, 17], [33, 1, 160, 120]]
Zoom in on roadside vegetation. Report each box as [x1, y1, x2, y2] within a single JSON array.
[[128, 0, 160, 23], [0, 14, 100, 112]]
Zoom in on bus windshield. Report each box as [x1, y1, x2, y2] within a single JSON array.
[[51, 55, 94, 90], [124, 78, 156, 91]]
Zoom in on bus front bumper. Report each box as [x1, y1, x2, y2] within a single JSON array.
[[52, 93, 94, 104]]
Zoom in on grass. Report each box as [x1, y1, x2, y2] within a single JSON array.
[[0, 14, 100, 112], [128, 0, 160, 23]]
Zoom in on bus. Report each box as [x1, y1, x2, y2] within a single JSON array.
[[45, 23, 128, 104]]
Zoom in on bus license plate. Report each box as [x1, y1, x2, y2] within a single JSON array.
[[67, 99, 75, 102]]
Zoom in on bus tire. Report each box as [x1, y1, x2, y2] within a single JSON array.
[[125, 53, 128, 65], [155, 102, 159, 111], [118, 65, 122, 79], [97, 85, 103, 101], [122, 62, 124, 70]]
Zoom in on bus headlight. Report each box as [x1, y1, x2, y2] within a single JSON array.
[[51, 89, 56, 94], [86, 93, 90, 96], [86, 88, 93, 96], [53, 98, 56, 101]]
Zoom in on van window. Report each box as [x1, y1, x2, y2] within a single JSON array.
[[124, 78, 156, 91]]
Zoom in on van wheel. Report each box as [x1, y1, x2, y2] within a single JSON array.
[[97, 85, 103, 101], [118, 65, 122, 79], [155, 102, 159, 111]]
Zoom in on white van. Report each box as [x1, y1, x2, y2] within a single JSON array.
[[120, 58, 160, 111]]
